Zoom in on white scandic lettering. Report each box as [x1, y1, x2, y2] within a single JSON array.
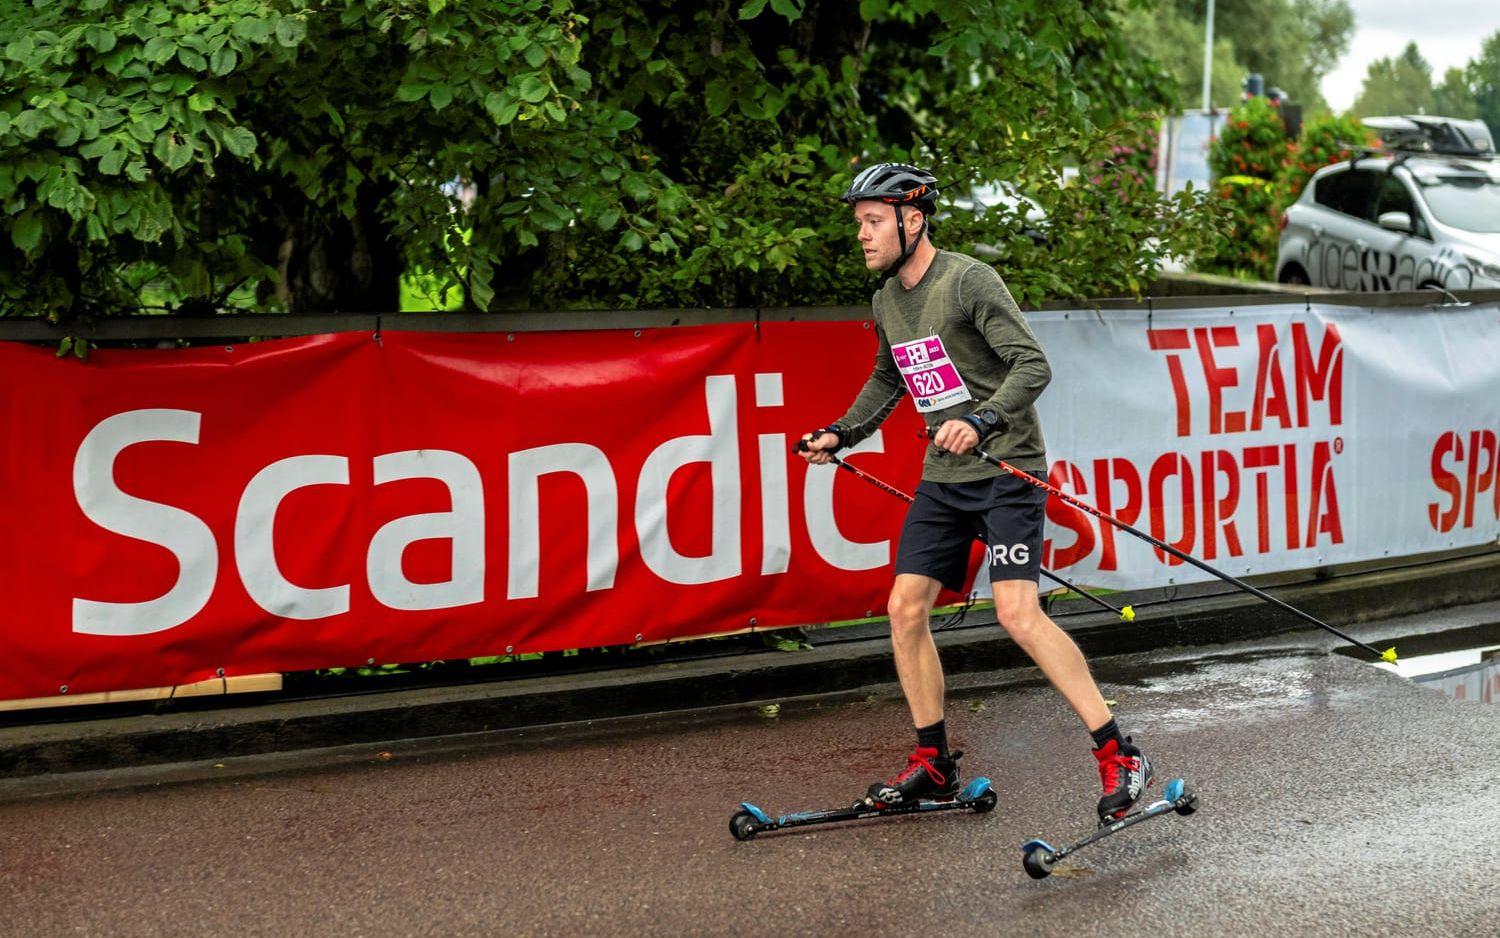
[[507, 443, 618, 600], [72, 409, 218, 636], [236, 454, 351, 620], [754, 372, 784, 408], [367, 450, 486, 611], [635, 375, 742, 585], [805, 432, 891, 571], [758, 433, 791, 576]]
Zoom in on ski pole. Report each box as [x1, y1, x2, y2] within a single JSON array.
[[918, 429, 1397, 662], [1036, 564, 1135, 622], [796, 440, 1135, 621]]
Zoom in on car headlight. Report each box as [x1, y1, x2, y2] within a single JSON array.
[[1462, 256, 1500, 281]]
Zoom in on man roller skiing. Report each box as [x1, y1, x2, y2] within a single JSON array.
[[798, 162, 1151, 825]]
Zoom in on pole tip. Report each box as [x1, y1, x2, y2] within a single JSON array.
[[1120, 605, 1136, 622], [1381, 647, 1398, 663]]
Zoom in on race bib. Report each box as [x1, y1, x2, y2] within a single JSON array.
[[890, 335, 973, 413]]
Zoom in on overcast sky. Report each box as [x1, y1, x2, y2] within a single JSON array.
[[1320, 0, 1497, 111]]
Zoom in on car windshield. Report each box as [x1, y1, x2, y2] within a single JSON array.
[[1417, 175, 1500, 233]]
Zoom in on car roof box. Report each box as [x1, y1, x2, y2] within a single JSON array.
[[1362, 115, 1495, 158]]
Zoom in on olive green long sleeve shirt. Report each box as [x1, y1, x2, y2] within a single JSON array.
[[835, 250, 1050, 482]]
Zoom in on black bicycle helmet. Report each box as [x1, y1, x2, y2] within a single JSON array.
[[841, 162, 939, 275]]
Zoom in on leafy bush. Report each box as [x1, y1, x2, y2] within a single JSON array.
[[1199, 97, 1288, 279], [1273, 113, 1374, 204], [1208, 97, 1290, 180]]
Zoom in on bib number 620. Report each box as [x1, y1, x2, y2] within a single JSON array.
[[910, 371, 947, 396]]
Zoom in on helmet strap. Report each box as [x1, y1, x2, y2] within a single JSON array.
[[883, 203, 926, 281]]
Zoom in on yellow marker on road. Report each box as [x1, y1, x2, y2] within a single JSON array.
[[1120, 605, 1136, 622], [1382, 647, 1399, 663]]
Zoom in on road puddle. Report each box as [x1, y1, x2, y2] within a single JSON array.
[[1372, 638, 1500, 703]]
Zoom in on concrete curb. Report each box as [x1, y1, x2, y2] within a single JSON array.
[[3, 550, 1498, 781]]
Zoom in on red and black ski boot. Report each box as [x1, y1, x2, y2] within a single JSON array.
[[1093, 737, 1152, 824], [865, 746, 961, 808]]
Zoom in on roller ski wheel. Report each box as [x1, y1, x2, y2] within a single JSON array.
[[1169, 779, 1199, 815], [1019, 777, 1198, 878], [728, 776, 997, 840], [971, 787, 998, 814], [1022, 841, 1057, 880], [729, 809, 759, 841]]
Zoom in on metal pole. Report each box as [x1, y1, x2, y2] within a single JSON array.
[[956, 439, 1396, 663], [1201, 0, 1215, 110]]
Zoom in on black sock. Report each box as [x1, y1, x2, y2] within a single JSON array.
[[1089, 718, 1126, 751], [916, 719, 948, 756]]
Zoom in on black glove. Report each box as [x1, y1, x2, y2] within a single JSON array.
[[794, 424, 846, 454]]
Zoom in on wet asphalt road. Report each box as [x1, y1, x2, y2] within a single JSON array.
[[2, 635, 1498, 937]]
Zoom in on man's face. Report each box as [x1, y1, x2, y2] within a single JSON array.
[[852, 200, 921, 271]]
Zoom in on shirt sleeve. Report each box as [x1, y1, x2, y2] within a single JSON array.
[[961, 263, 1051, 425], [835, 320, 907, 447]]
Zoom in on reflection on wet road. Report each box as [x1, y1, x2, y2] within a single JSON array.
[[1376, 641, 1500, 703]]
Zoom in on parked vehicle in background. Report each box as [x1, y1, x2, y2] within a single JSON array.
[[1276, 117, 1500, 292]]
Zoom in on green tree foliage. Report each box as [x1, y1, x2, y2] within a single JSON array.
[[0, 0, 646, 316], [1272, 112, 1371, 203], [1121, 0, 1354, 113], [1424, 30, 1500, 132], [1433, 67, 1481, 120], [1, 0, 1222, 319], [1475, 32, 1500, 135], [1350, 43, 1436, 118], [1119, 5, 1244, 110], [1198, 96, 1287, 278]]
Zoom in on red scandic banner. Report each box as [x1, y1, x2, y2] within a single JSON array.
[[0, 323, 964, 702]]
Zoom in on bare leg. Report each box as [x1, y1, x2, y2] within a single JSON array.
[[992, 579, 1112, 731], [887, 574, 946, 728]]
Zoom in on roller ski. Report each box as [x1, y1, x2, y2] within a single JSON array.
[[1021, 777, 1199, 880], [729, 747, 996, 841]]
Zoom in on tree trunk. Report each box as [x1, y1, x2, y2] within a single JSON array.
[[277, 178, 402, 312]]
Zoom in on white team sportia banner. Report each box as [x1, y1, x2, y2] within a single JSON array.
[[1026, 301, 1500, 591]]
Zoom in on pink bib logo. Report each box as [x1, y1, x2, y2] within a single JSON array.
[[892, 336, 973, 413]]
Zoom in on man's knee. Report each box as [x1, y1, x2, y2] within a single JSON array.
[[888, 584, 934, 638], [993, 584, 1044, 641], [888, 590, 925, 622]]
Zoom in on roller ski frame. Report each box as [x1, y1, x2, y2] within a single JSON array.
[[1021, 778, 1198, 879], [730, 777, 996, 841]]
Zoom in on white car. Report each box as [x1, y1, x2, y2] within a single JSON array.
[[1276, 118, 1500, 292]]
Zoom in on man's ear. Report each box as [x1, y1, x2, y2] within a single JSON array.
[[908, 208, 927, 237]]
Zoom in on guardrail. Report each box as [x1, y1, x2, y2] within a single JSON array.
[[2, 288, 1497, 343]]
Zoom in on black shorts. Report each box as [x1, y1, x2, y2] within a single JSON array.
[[892, 475, 1046, 592]]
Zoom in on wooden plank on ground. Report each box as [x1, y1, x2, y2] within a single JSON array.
[[0, 674, 283, 712]]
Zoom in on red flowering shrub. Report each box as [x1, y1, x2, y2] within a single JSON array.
[[1198, 98, 1287, 279]]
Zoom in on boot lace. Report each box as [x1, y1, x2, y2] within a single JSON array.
[[1098, 755, 1122, 792], [1097, 750, 1139, 793], [893, 750, 946, 787]]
